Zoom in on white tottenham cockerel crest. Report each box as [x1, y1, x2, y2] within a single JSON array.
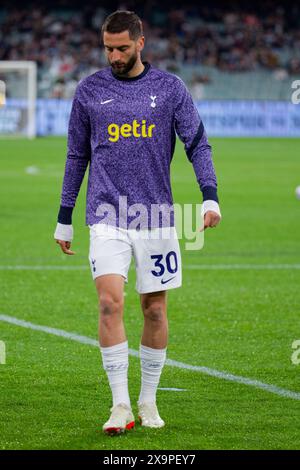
[[150, 95, 157, 108]]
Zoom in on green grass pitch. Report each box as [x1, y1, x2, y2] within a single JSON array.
[[0, 136, 300, 450]]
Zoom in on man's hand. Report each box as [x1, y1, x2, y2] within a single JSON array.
[[55, 239, 75, 255], [200, 200, 222, 232], [200, 210, 221, 232], [54, 223, 75, 255]]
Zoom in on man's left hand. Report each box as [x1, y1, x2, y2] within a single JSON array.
[[200, 211, 221, 231]]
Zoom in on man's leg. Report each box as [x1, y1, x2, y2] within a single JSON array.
[[140, 290, 168, 349], [95, 274, 134, 434], [96, 274, 126, 348], [138, 290, 167, 428]]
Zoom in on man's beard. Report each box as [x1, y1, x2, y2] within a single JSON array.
[[110, 52, 138, 77]]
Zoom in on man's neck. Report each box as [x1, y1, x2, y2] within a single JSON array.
[[125, 60, 145, 78]]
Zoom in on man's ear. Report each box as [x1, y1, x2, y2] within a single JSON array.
[[136, 36, 145, 53]]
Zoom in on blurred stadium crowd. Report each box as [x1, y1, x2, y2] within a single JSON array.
[[0, 0, 300, 98]]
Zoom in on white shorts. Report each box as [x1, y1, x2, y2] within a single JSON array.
[[88, 224, 182, 294]]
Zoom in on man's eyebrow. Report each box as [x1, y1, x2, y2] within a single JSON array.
[[104, 44, 130, 49]]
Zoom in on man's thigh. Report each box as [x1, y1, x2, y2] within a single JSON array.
[[89, 224, 132, 282]]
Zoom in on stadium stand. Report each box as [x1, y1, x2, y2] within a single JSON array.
[[0, 0, 299, 100]]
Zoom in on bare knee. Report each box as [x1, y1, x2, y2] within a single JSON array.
[[99, 294, 124, 327], [142, 301, 166, 324]]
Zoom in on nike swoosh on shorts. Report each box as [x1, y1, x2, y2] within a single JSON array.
[[161, 276, 176, 284]]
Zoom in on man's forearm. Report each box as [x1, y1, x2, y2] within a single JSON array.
[[186, 126, 218, 202], [58, 153, 89, 223]]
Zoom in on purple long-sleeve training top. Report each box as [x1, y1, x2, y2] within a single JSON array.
[[58, 61, 218, 229]]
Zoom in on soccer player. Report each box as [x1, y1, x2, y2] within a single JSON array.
[[54, 10, 221, 435]]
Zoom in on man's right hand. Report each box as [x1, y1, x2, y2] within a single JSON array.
[[54, 223, 75, 255], [56, 239, 75, 255]]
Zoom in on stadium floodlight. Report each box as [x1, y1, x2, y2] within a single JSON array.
[[0, 61, 37, 139]]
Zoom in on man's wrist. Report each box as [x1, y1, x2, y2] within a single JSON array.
[[201, 200, 221, 217], [54, 223, 74, 242]]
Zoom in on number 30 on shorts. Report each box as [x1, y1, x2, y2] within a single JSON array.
[[150, 251, 178, 277]]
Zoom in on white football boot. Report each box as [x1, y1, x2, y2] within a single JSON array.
[[138, 402, 165, 428], [103, 403, 135, 435]]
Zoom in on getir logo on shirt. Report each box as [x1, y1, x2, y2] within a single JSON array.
[[107, 119, 155, 142]]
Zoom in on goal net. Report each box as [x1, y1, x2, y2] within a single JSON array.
[[0, 61, 37, 138]]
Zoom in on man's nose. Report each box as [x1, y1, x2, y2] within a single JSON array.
[[111, 50, 122, 62]]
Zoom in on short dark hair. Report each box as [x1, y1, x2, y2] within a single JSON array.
[[101, 10, 143, 41]]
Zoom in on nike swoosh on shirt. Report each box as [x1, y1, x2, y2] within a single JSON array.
[[161, 276, 176, 285], [100, 99, 114, 105]]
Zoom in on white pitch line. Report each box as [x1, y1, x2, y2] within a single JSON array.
[[185, 264, 300, 270], [0, 264, 300, 271], [1, 314, 300, 402], [158, 387, 188, 392], [0, 265, 89, 271]]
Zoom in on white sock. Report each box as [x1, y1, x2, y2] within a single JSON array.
[[138, 344, 167, 405], [100, 341, 131, 408]]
